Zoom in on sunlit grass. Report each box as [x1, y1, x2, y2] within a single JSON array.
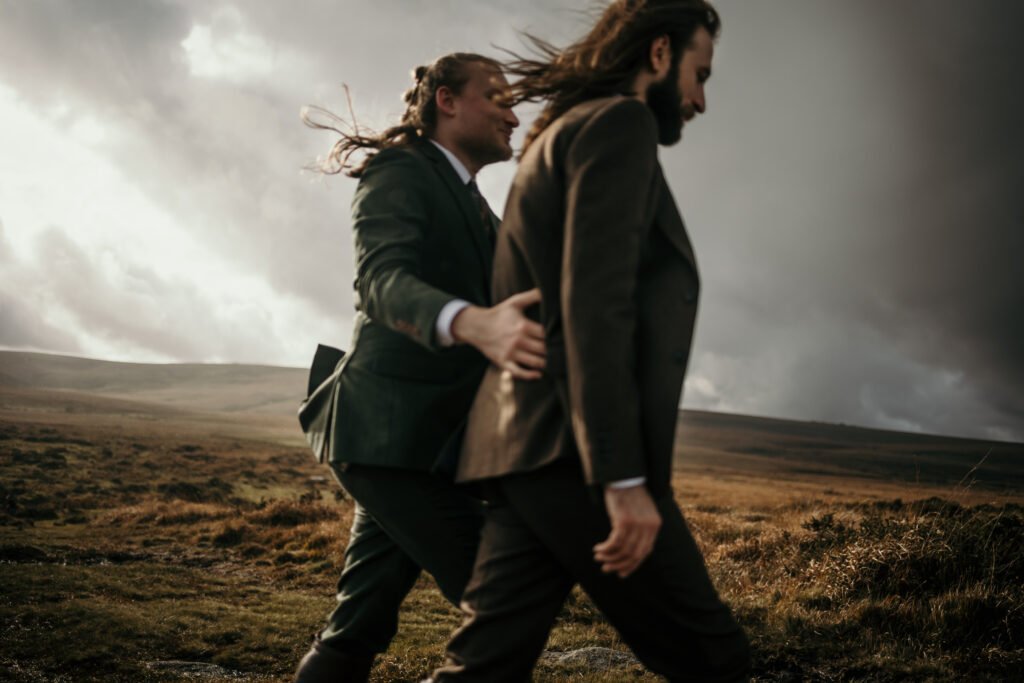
[[2, 413, 1022, 681]]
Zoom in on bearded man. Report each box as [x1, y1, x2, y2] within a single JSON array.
[[429, 2, 750, 681]]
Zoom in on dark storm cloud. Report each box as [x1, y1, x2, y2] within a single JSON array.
[[0, 0, 1020, 440], [671, 0, 1024, 441], [861, 1, 1024, 432]]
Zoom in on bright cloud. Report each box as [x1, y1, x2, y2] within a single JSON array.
[[181, 6, 297, 84]]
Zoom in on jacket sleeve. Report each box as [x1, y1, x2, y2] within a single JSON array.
[[350, 148, 455, 350], [560, 98, 660, 486]]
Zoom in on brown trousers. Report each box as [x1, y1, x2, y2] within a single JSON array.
[[432, 459, 750, 682]]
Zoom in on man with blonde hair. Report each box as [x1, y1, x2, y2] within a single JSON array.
[[295, 53, 544, 683]]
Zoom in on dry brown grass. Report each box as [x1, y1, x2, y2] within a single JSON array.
[[1, 386, 1022, 681]]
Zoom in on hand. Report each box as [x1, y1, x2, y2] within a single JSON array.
[[593, 483, 661, 578], [450, 289, 546, 380]]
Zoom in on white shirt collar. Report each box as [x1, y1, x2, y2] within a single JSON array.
[[429, 139, 473, 185]]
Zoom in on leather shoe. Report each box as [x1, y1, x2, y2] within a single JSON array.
[[293, 637, 375, 683]]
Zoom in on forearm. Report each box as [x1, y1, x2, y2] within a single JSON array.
[[357, 264, 455, 350], [562, 295, 647, 484]]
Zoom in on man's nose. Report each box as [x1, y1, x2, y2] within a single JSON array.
[[506, 109, 520, 128], [693, 90, 706, 115]]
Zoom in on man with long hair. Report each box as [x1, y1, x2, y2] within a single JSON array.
[[428, 2, 750, 680], [294, 54, 546, 683]]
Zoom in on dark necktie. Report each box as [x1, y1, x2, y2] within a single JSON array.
[[466, 179, 496, 247]]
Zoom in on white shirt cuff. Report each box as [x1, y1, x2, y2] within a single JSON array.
[[607, 477, 646, 490], [436, 299, 471, 347]]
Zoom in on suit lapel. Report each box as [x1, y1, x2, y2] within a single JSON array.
[[417, 142, 494, 287], [488, 211, 500, 245], [653, 168, 698, 274]]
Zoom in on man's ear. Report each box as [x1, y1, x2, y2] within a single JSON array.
[[648, 34, 672, 78], [435, 85, 457, 118]]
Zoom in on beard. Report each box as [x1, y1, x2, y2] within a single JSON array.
[[462, 134, 513, 167], [645, 61, 684, 146]]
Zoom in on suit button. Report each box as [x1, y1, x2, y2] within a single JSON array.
[[684, 289, 697, 303], [672, 351, 686, 365]]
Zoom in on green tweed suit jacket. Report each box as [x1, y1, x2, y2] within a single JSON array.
[[299, 140, 497, 470]]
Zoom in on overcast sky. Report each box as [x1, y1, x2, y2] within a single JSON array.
[[1, 1, 1021, 442]]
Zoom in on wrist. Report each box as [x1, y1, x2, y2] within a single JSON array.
[[450, 305, 485, 345], [436, 299, 471, 347]]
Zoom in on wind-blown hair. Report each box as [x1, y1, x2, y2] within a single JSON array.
[[303, 53, 502, 178], [505, 0, 720, 154]]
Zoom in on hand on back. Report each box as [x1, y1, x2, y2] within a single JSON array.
[[451, 289, 546, 380]]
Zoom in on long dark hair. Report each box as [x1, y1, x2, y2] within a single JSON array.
[[303, 53, 502, 178], [504, 0, 720, 154]]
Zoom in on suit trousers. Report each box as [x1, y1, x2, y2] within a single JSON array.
[[319, 463, 483, 654], [432, 459, 750, 682]]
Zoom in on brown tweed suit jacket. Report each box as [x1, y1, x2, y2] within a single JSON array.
[[456, 96, 701, 498]]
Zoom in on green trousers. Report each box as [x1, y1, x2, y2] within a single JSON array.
[[319, 463, 483, 654]]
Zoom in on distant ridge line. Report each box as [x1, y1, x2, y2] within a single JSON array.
[[0, 350, 1019, 446], [0, 349, 305, 371]]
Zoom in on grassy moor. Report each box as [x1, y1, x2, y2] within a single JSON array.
[[1, 352, 1021, 682]]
